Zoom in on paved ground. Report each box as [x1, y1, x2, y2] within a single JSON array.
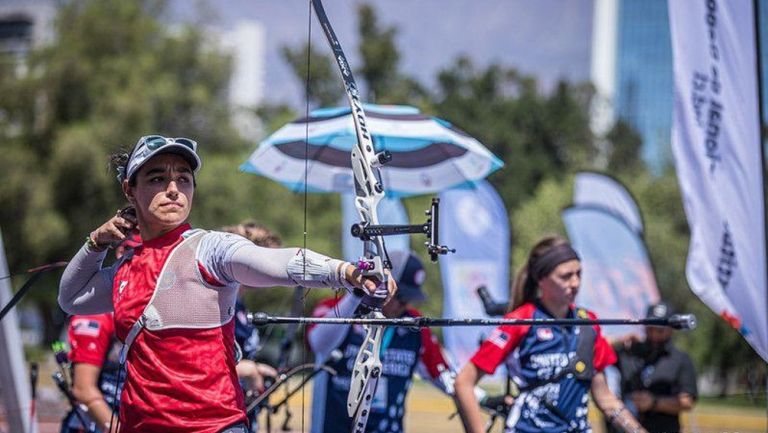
[[2, 379, 766, 432]]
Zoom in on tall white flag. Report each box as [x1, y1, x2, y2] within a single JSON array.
[[669, 0, 767, 361], [439, 181, 509, 371]]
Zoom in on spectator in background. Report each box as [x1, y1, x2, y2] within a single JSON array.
[[308, 250, 455, 433], [613, 302, 697, 433]]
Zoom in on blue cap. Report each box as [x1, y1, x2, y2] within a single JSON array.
[[389, 250, 427, 303]]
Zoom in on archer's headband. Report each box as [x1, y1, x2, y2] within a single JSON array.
[[530, 244, 580, 281]]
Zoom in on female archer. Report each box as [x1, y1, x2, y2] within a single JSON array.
[[58, 134, 395, 433], [454, 236, 647, 433]]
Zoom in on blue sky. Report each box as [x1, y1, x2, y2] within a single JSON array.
[[173, 0, 594, 104]]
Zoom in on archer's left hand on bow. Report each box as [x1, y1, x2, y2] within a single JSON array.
[[344, 265, 397, 305]]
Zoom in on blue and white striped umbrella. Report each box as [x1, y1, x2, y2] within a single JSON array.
[[241, 104, 503, 196]]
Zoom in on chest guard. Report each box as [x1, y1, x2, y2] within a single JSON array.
[[518, 307, 597, 392], [571, 321, 596, 381], [120, 230, 237, 363]]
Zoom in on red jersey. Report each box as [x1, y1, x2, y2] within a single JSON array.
[[68, 313, 115, 367], [112, 224, 245, 433], [65, 312, 123, 431]]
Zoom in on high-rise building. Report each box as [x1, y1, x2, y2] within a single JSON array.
[[591, 0, 768, 172], [0, 1, 55, 76], [591, 0, 673, 172]]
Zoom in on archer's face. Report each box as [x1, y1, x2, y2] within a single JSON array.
[[124, 154, 194, 237], [645, 325, 673, 345], [538, 259, 581, 308]]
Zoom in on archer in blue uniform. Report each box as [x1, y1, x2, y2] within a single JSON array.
[[454, 237, 648, 433], [307, 251, 455, 433]]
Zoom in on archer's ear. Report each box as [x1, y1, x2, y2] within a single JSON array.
[[122, 180, 135, 204]]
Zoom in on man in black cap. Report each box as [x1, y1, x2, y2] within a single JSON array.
[[308, 250, 455, 433], [613, 302, 698, 433]]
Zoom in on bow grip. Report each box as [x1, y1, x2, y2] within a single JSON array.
[[355, 257, 388, 311]]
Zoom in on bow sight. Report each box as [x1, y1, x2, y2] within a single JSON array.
[[350, 198, 456, 264]]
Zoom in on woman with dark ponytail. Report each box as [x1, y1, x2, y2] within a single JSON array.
[[509, 236, 571, 312], [455, 236, 647, 433]]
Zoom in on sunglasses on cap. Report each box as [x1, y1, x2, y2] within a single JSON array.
[[137, 135, 198, 152], [118, 134, 201, 183]]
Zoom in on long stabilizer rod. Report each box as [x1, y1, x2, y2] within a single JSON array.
[[249, 312, 697, 330]]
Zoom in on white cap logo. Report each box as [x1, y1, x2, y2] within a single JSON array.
[[414, 269, 426, 286]]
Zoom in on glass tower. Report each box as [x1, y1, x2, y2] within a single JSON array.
[[614, 0, 673, 172], [593, 0, 768, 172]]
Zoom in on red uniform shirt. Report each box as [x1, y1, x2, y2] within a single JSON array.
[[68, 313, 115, 367], [112, 224, 245, 433], [471, 303, 616, 375], [470, 303, 617, 433]]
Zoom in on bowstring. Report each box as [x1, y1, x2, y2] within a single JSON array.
[[301, 0, 313, 430]]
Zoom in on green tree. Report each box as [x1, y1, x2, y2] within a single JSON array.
[[510, 177, 571, 269], [281, 43, 342, 108], [355, 3, 428, 105], [279, 3, 427, 108], [606, 119, 644, 174], [432, 57, 597, 209], [255, 103, 297, 137], [356, 3, 398, 101]]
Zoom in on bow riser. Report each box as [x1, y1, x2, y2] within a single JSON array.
[[310, 2, 453, 430], [312, 2, 389, 430], [351, 375, 379, 433], [347, 320, 384, 418], [353, 193, 389, 289]]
